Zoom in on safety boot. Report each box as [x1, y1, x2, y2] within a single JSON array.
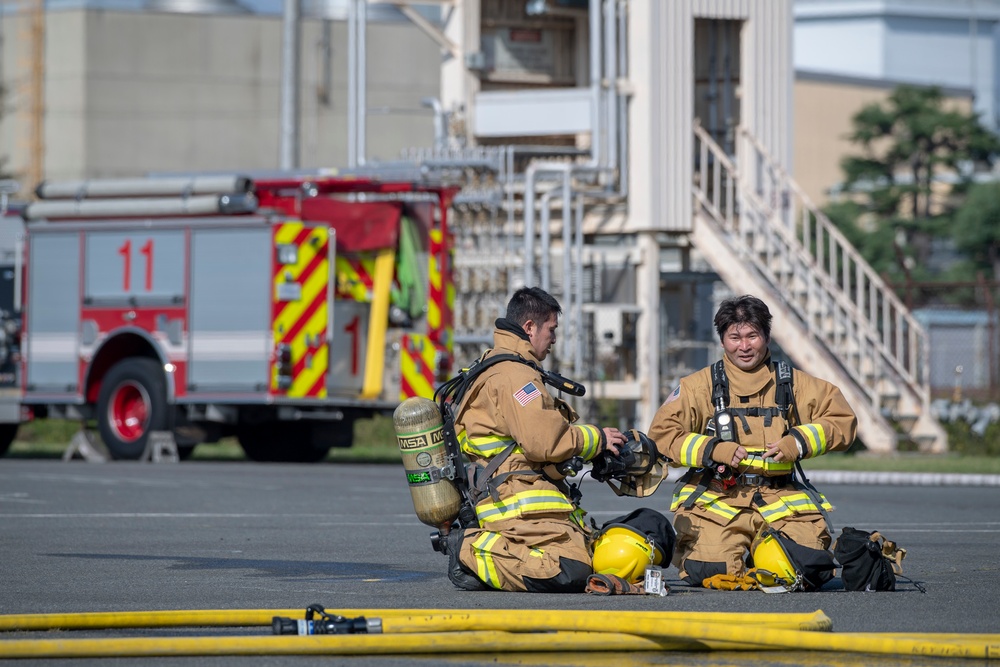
[[445, 529, 488, 591]]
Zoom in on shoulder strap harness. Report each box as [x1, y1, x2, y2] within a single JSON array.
[[678, 360, 834, 533], [434, 354, 584, 526]]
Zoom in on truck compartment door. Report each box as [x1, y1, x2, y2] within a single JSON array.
[[25, 232, 80, 394], [271, 222, 331, 398], [189, 228, 271, 392]]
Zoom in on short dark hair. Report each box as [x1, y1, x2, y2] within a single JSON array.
[[505, 287, 562, 327], [714, 295, 772, 342]]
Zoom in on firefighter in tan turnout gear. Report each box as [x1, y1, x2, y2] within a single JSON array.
[[648, 295, 858, 590], [445, 287, 627, 592]]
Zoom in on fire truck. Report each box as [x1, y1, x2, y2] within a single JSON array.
[[1, 173, 457, 462]]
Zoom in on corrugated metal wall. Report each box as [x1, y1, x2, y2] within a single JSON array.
[[631, 0, 793, 233]]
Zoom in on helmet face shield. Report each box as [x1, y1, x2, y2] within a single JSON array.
[[601, 429, 671, 498]]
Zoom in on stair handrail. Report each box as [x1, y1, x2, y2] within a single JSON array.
[[694, 124, 848, 334], [735, 127, 929, 405], [692, 124, 929, 409]]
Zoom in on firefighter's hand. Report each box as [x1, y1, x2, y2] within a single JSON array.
[[712, 442, 746, 468], [602, 427, 626, 455], [764, 436, 800, 462]]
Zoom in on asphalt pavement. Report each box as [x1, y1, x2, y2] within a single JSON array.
[[1, 458, 998, 667]]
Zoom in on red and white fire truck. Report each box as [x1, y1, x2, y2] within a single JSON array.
[[0, 172, 457, 461]]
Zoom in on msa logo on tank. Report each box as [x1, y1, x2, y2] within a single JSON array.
[[271, 222, 329, 398]]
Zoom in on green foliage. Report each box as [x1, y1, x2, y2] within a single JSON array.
[[825, 84, 1000, 307], [801, 452, 1000, 474], [14, 419, 82, 444], [842, 85, 1000, 220], [822, 201, 902, 278], [940, 419, 1000, 457], [954, 182, 1000, 281]]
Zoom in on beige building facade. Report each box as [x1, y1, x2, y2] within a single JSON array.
[[0, 7, 439, 192], [793, 71, 974, 208]]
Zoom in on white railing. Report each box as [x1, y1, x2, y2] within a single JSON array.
[[692, 123, 930, 411]]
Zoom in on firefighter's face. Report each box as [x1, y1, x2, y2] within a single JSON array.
[[721, 322, 768, 372], [525, 314, 558, 361]]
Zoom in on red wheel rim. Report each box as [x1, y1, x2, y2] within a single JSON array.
[[108, 380, 150, 443]]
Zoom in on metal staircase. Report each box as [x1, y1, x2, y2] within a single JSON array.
[[691, 124, 947, 453]]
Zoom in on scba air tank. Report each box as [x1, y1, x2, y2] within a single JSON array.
[[393, 397, 462, 530]]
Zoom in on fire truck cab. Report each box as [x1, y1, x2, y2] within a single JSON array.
[[14, 173, 456, 462]]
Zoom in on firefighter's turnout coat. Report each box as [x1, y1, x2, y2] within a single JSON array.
[[453, 326, 607, 592], [647, 354, 858, 585]]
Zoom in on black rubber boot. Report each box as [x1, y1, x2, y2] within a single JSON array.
[[445, 529, 488, 591]]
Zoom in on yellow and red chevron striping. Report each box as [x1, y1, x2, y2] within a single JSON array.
[[399, 334, 440, 400], [427, 228, 453, 348], [271, 222, 330, 398]]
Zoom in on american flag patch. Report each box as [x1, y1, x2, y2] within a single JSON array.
[[664, 385, 681, 405], [513, 382, 540, 406]]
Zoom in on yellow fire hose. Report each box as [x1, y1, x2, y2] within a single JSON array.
[[0, 608, 997, 660], [0, 608, 831, 632]]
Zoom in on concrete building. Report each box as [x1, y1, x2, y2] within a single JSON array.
[[794, 0, 1000, 131], [0, 1, 440, 189]]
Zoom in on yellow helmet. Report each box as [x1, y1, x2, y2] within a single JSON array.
[[750, 527, 802, 592], [591, 524, 665, 583]]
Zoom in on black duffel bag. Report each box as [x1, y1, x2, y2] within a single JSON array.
[[833, 526, 924, 592]]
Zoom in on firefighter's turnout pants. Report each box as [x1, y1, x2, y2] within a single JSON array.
[[672, 476, 830, 585], [456, 513, 592, 593]]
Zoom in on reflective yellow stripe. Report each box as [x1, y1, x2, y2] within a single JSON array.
[[740, 448, 794, 474], [670, 485, 739, 521], [475, 489, 574, 524], [680, 433, 712, 467], [573, 424, 601, 460], [759, 492, 833, 522], [471, 531, 503, 589], [458, 430, 517, 458], [794, 423, 827, 458]]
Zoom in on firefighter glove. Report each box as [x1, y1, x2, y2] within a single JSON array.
[[767, 435, 801, 462], [702, 573, 759, 591]]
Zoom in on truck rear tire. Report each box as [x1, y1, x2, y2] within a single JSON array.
[[97, 358, 168, 460], [0, 423, 18, 457]]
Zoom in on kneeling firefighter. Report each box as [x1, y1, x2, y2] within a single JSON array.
[[647, 296, 858, 591], [396, 287, 639, 593]]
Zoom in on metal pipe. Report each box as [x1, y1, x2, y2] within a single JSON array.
[[347, 0, 358, 168], [358, 0, 367, 166], [589, 0, 603, 169], [36, 176, 253, 200], [617, 0, 629, 196], [604, 0, 617, 173], [358, 0, 368, 165], [421, 97, 447, 151], [279, 0, 301, 169], [561, 173, 573, 365], [14, 234, 23, 313], [524, 162, 573, 288], [24, 194, 258, 220], [540, 190, 554, 293], [574, 194, 585, 376]]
